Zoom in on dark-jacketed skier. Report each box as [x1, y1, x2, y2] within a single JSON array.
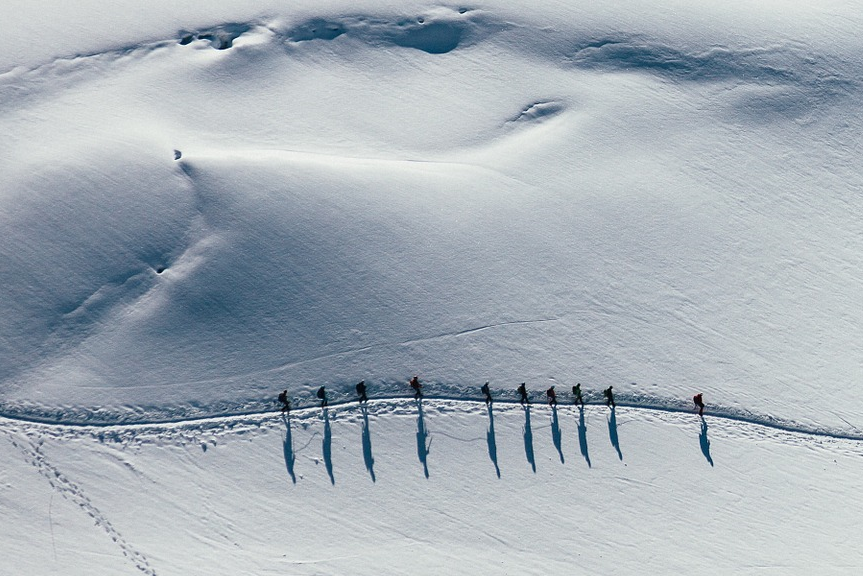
[[356, 380, 368, 403], [481, 381, 492, 404], [603, 386, 615, 408], [317, 386, 328, 408], [518, 382, 529, 405], [278, 390, 291, 413], [693, 393, 704, 416], [572, 383, 584, 407]]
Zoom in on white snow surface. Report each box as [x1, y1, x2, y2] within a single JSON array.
[[2, 0, 863, 573]]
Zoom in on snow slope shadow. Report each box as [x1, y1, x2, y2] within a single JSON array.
[[282, 414, 296, 484], [551, 405, 564, 464], [700, 417, 714, 467], [416, 400, 431, 478], [608, 407, 623, 460], [486, 404, 500, 478], [392, 20, 464, 54], [577, 406, 591, 468], [523, 405, 536, 473], [285, 9, 503, 55], [323, 408, 334, 485], [361, 405, 376, 482]]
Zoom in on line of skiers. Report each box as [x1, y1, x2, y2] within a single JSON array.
[[278, 378, 707, 416]]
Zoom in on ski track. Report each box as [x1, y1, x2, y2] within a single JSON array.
[[2, 392, 862, 447], [3, 430, 158, 576]]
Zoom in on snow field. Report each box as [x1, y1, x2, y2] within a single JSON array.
[[3, 400, 863, 575], [4, 1, 863, 574]]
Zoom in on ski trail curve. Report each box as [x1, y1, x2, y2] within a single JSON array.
[[2, 393, 862, 443]]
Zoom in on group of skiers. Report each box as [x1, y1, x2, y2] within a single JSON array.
[[519, 382, 613, 408], [278, 377, 707, 416]]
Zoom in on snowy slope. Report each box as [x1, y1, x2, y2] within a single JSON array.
[[4, 1, 863, 429], [3, 400, 863, 575], [3, 0, 863, 574]]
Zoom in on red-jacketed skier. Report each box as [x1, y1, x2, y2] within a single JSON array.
[[546, 386, 557, 406], [410, 376, 423, 399]]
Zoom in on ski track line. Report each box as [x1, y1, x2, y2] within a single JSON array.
[[3, 430, 158, 576], [2, 395, 863, 444]]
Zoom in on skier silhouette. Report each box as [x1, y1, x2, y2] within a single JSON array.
[[481, 381, 492, 405], [546, 386, 557, 406], [517, 382, 529, 405], [277, 390, 291, 413], [409, 376, 423, 399], [572, 383, 584, 407], [356, 380, 368, 403], [316, 386, 328, 408], [603, 386, 615, 408], [693, 393, 705, 416]]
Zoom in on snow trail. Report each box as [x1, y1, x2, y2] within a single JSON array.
[[2, 391, 862, 443]]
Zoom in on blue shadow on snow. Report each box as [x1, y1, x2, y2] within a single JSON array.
[[551, 405, 564, 464], [486, 404, 500, 478], [700, 416, 714, 467], [361, 404, 376, 482], [608, 407, 623, 460], [323, 408, 334, 485], [577, 406, 591, 468], [416, 399, 431, 478], [523, 405, 536, 473], [282, 414, 296, 484]]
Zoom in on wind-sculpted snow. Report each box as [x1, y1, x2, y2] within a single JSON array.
[[285, 9, 497, 54], [4, 5, 863, 437]]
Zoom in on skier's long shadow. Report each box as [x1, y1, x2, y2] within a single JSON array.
[[486, 403, 500, 478], [416, 399, 431, 478], [361, 404, 376, 482], [523, 405, 536, 473], [577, 406, 591, 468], [282, 414, 296, 484], [551, 405, 564, 464], [323, 408, 335, 485], [699, 416, 714, 467], [608, 407, 623, 460]]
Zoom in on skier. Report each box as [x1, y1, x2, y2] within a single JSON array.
[[356, 380, 368, 403], [317, 386, 328, 408], [572, 383, 584, 407], [603, 385, 615, 408], [481, 381, 492, 405], [277, 390, 291, 413], [517, 382, 529, 405], [693, 393, 705, 416], [546, 386, 557, 406], [409, 375, 423, 399]]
